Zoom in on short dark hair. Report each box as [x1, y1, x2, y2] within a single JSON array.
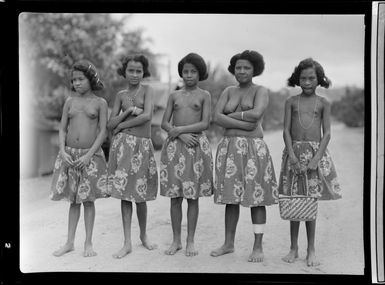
[[287, 58, 331, 88], [117, 54, 151, 78], [70, 60, 104, 91], [178, 53, 208, 81], [228, 50, 265, 77]]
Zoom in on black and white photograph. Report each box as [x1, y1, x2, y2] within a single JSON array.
[[1, 0, 382, 284]]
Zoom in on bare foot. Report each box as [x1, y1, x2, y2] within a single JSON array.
[[185, 241, 198, 257], [140, 235, 158, 250], [306, 249, 320, 267], [248, 247, 264, 262], [112, 243, 132, 259], [282, 249, 298, 263], [83, 243, 97, 257], [210, 244, 234, 257], [53, 243, 74, 257], [164, 241, 182, 255]]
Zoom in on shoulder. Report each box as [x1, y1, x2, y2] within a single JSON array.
[[142, 84, 153, 93], [255, 85, 268, 96], [286, 95, 298, 105], [171, 89, 183, 97], [63, 96, 73, 108], [97, 96, 108, 107], [116, 89, 127, 98], [317, 95, 331, 108], [222, 86, 236, 95], [197, 87, 211, 98]]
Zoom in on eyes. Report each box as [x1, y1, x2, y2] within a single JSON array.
[[126, 68, 143, 75], [182, 69, 198, 75], [235, 65, 252, 71], [299, 76, 317, 82], [72, 76, 87, 82]]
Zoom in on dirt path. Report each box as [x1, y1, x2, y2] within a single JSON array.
[[19, 123, 364, 274]]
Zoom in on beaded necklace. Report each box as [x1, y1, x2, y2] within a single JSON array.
[[127, 84, 141, 105], [297, 95, 318, 130]]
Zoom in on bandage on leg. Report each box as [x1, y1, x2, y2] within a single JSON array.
[[253, 224, 265, 234]]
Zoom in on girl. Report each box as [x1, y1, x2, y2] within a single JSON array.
[[107, 54, 158, 259], [278, 58, 342, 266], [51, 60, 109, 257], [210, 50, 278, 263], [160, 53, 213, 257]]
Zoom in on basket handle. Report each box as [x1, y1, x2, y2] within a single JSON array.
[[290, 170, 309, 196]]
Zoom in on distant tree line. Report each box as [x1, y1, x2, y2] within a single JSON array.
[[330, 87, 365, 128]]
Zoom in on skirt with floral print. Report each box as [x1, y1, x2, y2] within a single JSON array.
[[160, 133, 213, 199], [278, 141, 342, 200], [107, 133, 158, 202], [50, 146, 109, 204], [214, 136, 278, 207]]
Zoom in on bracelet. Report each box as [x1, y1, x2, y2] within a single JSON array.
[[241, 112, 244, 120], [133, 106, 137, 114]]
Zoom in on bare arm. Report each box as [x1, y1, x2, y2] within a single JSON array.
[[283, 97, 302, 173], [227, 87, 269, 123], [58, 98, 74, 166], [116, 86, 153, 130], [161, 92, 175, 133], [213, 88, 255, 130], [107, 92, 132, 131], [307, 97, 331, 170]]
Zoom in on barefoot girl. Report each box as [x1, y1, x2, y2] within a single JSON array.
[[107, 54, 158, 258], [279, 58, 342, 267], [51, 60, 109, 257], [160, 53, 213, 257], [210, 50, 278, 263]]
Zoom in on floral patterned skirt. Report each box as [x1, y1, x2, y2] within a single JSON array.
[[214, 136, 278, 207], [50, 146, 109, 204], [107, 133, 158, 202], [160, 133, 213, 199], [278, 141, 342, 200]]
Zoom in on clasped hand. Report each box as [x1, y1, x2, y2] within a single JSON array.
[[289, 156, 318, 174], [168, 127, 199, 148], [61, 150, 91, 170]]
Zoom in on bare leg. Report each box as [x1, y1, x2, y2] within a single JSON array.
[[113, 200, 133, 259], [185, 198, 199, 257], [83, 201, 97, 257], [306, 220, 319, 266], [282, 221, 300, 263], [136, 202, 157, 250], [53, 202, 81, 256], [210, 204, 239, 257], [248, 206, 265, 262], [165, 197, 183, 255]]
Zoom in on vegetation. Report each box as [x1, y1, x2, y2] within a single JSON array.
[[331, 87, 365, 128], [19, 13, 157, 122]]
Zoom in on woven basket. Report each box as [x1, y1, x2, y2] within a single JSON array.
[[279, 172, 318, 221]]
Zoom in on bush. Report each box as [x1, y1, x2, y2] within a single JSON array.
[[36, 85, 69, 121], [331, 87, 364, 127]]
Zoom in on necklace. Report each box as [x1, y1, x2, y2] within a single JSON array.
[[298, 95, 318, 130], [127, 85, 141, 105]]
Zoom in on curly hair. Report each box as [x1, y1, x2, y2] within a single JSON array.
[[70, 60, 104, 91], [228, 50, 265, 77], [117, 54, 151, 78], [178, 53, 208, 81], [287, 58, 331, 88]]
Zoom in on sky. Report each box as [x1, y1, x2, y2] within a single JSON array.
[[123, 13, 365, 91]]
